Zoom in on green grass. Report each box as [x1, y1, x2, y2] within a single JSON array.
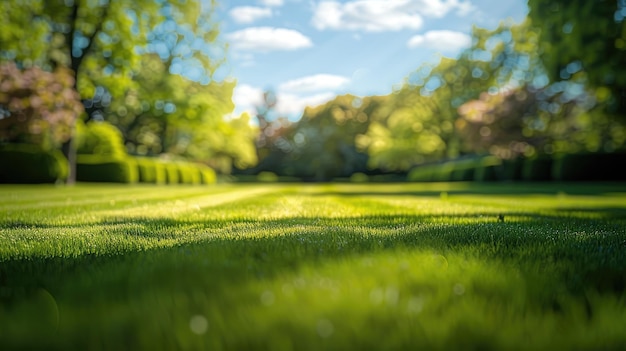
[[1, 182, 626, 350]]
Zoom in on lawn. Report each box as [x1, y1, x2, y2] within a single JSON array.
[[1, 182, 626, 350]]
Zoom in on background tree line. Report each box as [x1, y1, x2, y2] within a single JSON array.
[[0, 0, 257, 184], [246, 1, 626, 181], [1, 0, 625, 183]]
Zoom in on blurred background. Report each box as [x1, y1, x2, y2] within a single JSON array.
[[1, 0, 625, 184]]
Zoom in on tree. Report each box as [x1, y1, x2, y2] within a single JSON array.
[[359, 20, 551, 171], [283, 94, 386, 180], [528, 0, 626, 117], [0, 0, 229, 182], [0, 62, 83, 150]]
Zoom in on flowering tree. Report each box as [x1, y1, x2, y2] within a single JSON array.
[[0, 62, 83, 149]]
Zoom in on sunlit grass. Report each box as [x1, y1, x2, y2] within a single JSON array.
[[1, 182, 626, 350]]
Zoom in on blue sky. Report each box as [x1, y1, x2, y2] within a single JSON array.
[[213, 0, 528, 119]]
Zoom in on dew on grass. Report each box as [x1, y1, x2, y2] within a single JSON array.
[[189, 315, 208, 335], [261, 290, 275, 306], [385, 286, 400, 306], [453, 283, 465, 296], [370, 288, 384, 305], [407, 296, 425, 314], [316, 318, 334, 338]]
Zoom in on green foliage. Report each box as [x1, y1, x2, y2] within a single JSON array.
[[164, 162, 180, 184], [176, 163, 202, 185], [76, 121, 126, 157], [76, 155, 138, 183], [349, 172, 369, 183], [528, 0, 626, 117], [199, 166, 217, 185], [0, 0, 252, 175], [257, 171, 279, 183], [136, 157, 166, 184], [473, 156, 503, 182], [0, 62, 83, 149], [0, 143, 67, 183], [522, 156, 553, 181], [553, 153, 626, 181], [2, 183, 626, 349]]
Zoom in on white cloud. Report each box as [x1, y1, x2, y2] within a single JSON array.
[[233, 83, 337, 118], [229, 6, 272, 24], [312, 1, 423, 32], [226, 27, 313, 52], [275, 92, 337, 116], [233, 84, 265, 115], [259, 0, 284, 6], [311, 0, 474, 32], [407, 30, 471, 52], [278, 74, 350, 93]]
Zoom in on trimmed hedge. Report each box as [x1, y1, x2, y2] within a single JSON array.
[[474, 156, 502, 182], [163, 163, 180, 184], [522, 156, 553, 181], [76, 156, 138, 183], [552, 153, 626, 181], [175, 163, 201, 184], [198, 165, 217, 184], [134, 158, 216, 185], [407, 164, 437, 182], [136, 158, 167, 184], [0, 144, 68, 183]]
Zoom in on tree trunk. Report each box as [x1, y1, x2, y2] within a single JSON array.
[[61, 132, 76, 185]]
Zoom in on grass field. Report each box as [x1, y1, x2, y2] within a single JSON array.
[[1, 182, 626, 350]]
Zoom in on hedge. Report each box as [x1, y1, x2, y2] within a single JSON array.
[[552, 153, 626, 181], [0, 143, 68, 183], [522, 156, 553, 181], [473, 156, 502, 182], [76, 155, 138, 183], [136, 158, 167, 184]]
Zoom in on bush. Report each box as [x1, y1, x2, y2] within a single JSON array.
[[0, 143, 68, 183], [257, 171, 279, 182], [164, 163, 180, 184], [76, 121, 126, 158], [199, 165, 217, 185], [449, 159, 480, 182], [407, 165, 437, 182], [136, 158, 166, 184], [350, 172, 369, 183], [76, 156, 138, 183], [553, 153, 626, 181], [522, 156, 553, 181], [501, 158, 524, 181], [177, 163, 202, 185], [474, 156, 502, 182]]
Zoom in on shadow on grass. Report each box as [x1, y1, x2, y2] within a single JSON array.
[[2, 211, 626, 349]]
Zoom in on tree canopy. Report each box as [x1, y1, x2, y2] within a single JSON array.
[[0, 0, 257, 178]]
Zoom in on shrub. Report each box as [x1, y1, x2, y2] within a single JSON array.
[[501, 158, 524, 181], [199, 165, 217, 185], [76, 155, 138, 183], [177, 163, 202, 185], [432, 162, 455, 182], [522, 156, 553, 181], [164, 163, 180, 184], [474, 156, 502, 182], [553, 153, 626, 181], [350, 172, 369, 183], [257, 171, 279, 182], [0, 143, 68, 183], [407, 165, 437, 182], [136, 158, 166, 184], [76, 121, 126, 158], [449, 159, 480, 182]]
